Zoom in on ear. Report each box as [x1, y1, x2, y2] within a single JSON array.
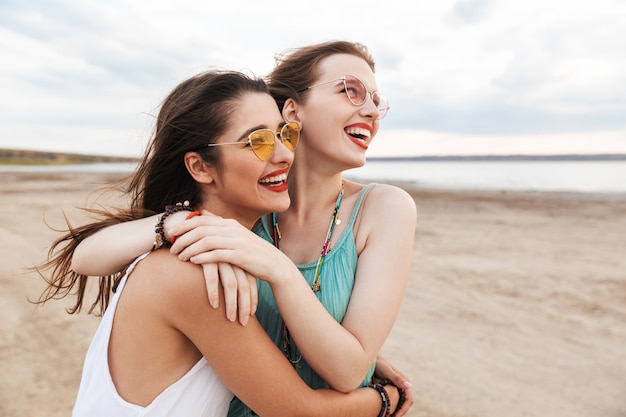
[[184, 152, 216, 185], [282, 98, 301, 124]]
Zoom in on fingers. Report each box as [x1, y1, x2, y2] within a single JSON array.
[[395, 384, 413, 417], [169, 218, 244, 262], [233, 267, 254, 326], [202, 262, 258, 326], [217, 263, 239, 322], [214, 264, 258, 326], [166, 210, 218, 239], [248, 273, 258, 318], [375, 354, 412, 389], [171, 228, 223, 261], [390, 367, 412, 390], [202, 263, 221, 309], [161, 210, 194, 242]]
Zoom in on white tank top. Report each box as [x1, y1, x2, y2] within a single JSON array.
[[72, 253, 233, 417]]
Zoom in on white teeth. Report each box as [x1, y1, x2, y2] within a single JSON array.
[[345, 127, 371, 138], [259, 173, 287, 184]]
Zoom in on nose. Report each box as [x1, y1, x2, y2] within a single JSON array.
[[360, 94, 381, 119], [271, 133, 295, 164]]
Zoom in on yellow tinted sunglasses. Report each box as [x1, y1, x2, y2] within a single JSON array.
[[204, 122, 300, 161]]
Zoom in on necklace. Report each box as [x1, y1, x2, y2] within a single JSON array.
[[271, 183, 344, 291], [271, 183, 345, 366]]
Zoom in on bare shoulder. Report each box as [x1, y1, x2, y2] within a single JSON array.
[[362, 183, 417, 218], [348, 182, 417, 243], [131, 249, 206, 301], [351, 182, 417, 253]]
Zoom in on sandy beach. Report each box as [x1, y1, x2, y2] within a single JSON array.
[[1, 170, 625, 417]]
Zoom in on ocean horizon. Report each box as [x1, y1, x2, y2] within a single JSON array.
[[2, 159, 626, 194]]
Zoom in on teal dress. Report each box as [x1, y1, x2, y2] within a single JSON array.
[[227, 184, 376, 417]]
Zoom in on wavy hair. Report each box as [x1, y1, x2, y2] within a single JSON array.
[[33, 71, 269, 316], [267, 40, 376, 112]]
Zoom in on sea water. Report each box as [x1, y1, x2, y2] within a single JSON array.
[[345, 160, 626, 194], [2, 160, 625, 194]]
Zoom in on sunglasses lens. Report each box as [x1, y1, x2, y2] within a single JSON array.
[[373, 92, 390, 119], [345, 76, 389, 119], [249, 130, 275, 160], [344, 75, 367, 106], [280, 122, 300, 152]]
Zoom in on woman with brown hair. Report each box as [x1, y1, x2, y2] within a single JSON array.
[[36, 70, 401, 417], [70, 41, 416, 417]]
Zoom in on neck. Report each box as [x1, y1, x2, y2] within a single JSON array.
[[287, 162, 344, 218], [288, 178, 344, 221]]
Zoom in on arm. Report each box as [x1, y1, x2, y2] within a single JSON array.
[[70, 212, 257, 325], [70, 214, 160, 275], [157, 253, 400, 417], [172, 185, 417, 391], [267, 185, 417, 391]]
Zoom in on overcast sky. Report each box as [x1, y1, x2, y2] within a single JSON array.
[[1, 0, 625, 157]]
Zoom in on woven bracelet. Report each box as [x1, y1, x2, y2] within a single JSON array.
[[367, 383, 391, 417], [152, 201, 194, 251], [376, 379, 406, 417]]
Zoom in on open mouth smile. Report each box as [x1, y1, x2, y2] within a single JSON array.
[[345, 126, 371, 149]]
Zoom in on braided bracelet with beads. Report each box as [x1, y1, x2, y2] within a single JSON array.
[[367, 383, 391, 417], [376, 379, 407, 417], [152, 201, 194, 251]]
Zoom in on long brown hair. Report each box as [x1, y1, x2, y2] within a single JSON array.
[[33, 71, 269, 316], [267, 40, 376, 112]]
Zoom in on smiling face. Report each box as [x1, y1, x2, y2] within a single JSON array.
[[292, 53, 382, 171], [196, 92, 294, 228]]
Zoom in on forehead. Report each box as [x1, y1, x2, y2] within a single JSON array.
[[315, 54, 377, 88], [227, 92, 283, 130]]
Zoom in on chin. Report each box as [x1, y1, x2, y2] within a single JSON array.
[[349, 153, 367, 169], [270, 197, 291, 214]]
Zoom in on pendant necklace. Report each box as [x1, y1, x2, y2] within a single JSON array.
[[271, 183, 344, 366]]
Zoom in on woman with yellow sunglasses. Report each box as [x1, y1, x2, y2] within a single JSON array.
[[35, 70, 401, 416], [68, 41, 416, 416]]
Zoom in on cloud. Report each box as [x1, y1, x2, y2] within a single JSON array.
[[1, 0, 625, 157], [380, 0, 626, 136], [449, 0, 492, 24]]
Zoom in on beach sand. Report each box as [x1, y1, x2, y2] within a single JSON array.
[[1, 171, 625, 417]]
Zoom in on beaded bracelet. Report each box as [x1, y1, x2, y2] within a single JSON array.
[[170, 211, 201, 244], [376, 379, 406, 417], [152, 201, 194, 251], [367, 383, 391, 417]]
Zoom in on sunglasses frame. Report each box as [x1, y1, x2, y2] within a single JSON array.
[[300, 74, 390, 119], [202, 122, 300, 161]]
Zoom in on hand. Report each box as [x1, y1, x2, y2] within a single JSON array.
[[166, 212, 258, 326], [162, 210, 195, 243], [200, 262, 258, 326], [168, 211, 295, 285], [218, 262, 258, 326], [382, 382, 400, 416], [374, 355, 413, 416]]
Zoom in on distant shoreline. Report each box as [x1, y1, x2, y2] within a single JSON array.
[[0, 148, 138, 165], [366, 153, 626, 162], [1, 147, 625, 165]]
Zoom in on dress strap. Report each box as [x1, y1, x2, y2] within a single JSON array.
[[345, 183, 376, 229]]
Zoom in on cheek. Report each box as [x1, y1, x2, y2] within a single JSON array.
[[371, 123, 380, 138], [222, 157, 260, 186], [301, 99, 339, 124]]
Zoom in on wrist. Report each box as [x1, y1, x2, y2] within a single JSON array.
[[374, 379, 405, 417], [264, 253, 298, 286], [152, 201, 194, 250], [163, 210, 197, 242], [367, 383, 392, 417]]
